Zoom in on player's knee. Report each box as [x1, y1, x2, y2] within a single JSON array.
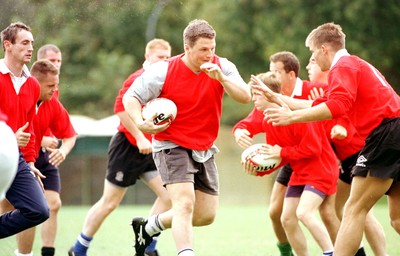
[[193, 212, 215, 226], [390, 217, 400, 234], [24, 204, 50, 225], [48, 197, 62, 212], [296, 209, 313, 226], [280, 214, 295, 229], [103, 200, 120, 214], [269, 204, 282, 222]]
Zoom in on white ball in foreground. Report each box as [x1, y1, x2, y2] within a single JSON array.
[[142, 98, 177, 125], [241, 143, 282, 173]]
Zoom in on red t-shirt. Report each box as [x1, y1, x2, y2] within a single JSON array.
[[0, 73, 40, 162], [264, 120, 339, 195], [324, 55, 400, 140], [155, 55, 224, 150], [34, 96, 77, 156], [114, 68, 152, 146]]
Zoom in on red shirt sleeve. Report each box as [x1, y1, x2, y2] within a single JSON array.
[[232, 107, 265, 136]]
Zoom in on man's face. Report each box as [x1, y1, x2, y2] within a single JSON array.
[[44, 50, 62, 71], [306, 53, 326, 82], [39, 73, 59, 101], [185, 37, 215, 70], [311, 46, 330, 72], [6, 29, 34, 64], [252, 89, 272, 111], [146, 48, 171, 64], [270, 61, 291, 89]]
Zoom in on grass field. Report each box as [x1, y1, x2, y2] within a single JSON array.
[[0, 203, 398, 255]]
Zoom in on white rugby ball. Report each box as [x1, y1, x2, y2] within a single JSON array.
[[241, 143, 282, 173], [142, 98, 177, 125]]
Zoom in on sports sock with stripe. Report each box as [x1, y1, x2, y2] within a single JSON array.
[[73, 232, 93, 256], [177, 248, 195, 256], [146, 214, 165, 236]]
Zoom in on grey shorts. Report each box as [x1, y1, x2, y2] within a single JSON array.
[[153, 146, 219, 196]]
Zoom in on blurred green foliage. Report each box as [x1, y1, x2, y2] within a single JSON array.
[[1, 0, 399, 124]]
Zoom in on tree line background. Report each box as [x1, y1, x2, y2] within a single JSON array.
[[2, 0, 400, 125]]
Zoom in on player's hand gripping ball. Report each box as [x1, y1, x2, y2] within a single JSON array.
[[241, 143, 282, 174], [142, 98, 177, 125]]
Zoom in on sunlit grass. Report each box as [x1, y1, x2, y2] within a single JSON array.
[[0, 203, 398, 255]]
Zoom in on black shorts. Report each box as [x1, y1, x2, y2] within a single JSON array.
[[275, 164, 293, 186], [352, 117, 400, 182], [106, 132, 157, 187], [339, 152, 359, 184], [35, 149, 61, 192]]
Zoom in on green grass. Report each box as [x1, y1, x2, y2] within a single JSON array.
[[0, 204, 398, 255]]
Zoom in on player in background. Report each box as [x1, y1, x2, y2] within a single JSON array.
[[0, 110, 19, 201], [233, 51, 331, 256], [252, 22, 400, 256], [245, 71, 337, 256], [123, 19, 251, 256], [69, 38, 172, 256], [3, 58, 77, 256], [0, 21, 49, 238]]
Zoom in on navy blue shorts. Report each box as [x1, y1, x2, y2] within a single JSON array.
[[35, 149, 61, 192], [0, 153, 49, 238], [352, 117, 400, 182], [275, 164, 293, 186], [106, 132, 157, 187]]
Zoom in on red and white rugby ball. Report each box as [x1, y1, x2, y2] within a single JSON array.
[[142, 98, 177, 125], [241, 143, 282, 174]]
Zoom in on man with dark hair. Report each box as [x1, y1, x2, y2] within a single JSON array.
[[0, 21, 49, 238], [123, 19, 251, 256]]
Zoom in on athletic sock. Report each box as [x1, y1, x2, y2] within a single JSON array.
[[177, 248, 195, 256], [277, 243, 293, 256], [146, 214, 165, 236], [41, 247, 55, 256], [322, 250, 333, 256], [145, 233, 160, 253], [73, 232, 93, 256], [14, 250, 33, 256]]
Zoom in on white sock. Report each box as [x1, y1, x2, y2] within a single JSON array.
[[146, 214, 165, 236], [14, 250, 33, 256], [178, 248, 195, 256]]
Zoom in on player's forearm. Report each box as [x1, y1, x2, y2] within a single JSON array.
[[117, 111, 147, 140], [122, 95, 143, 125], [220, 75, 251, 103], [292, 103, 332, 123], [280, 94, 313, 110], [60, 136, 77, 156]]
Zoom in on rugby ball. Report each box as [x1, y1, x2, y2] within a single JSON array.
[[241, 143, 282, 174], [142, 98, 177, 125]]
